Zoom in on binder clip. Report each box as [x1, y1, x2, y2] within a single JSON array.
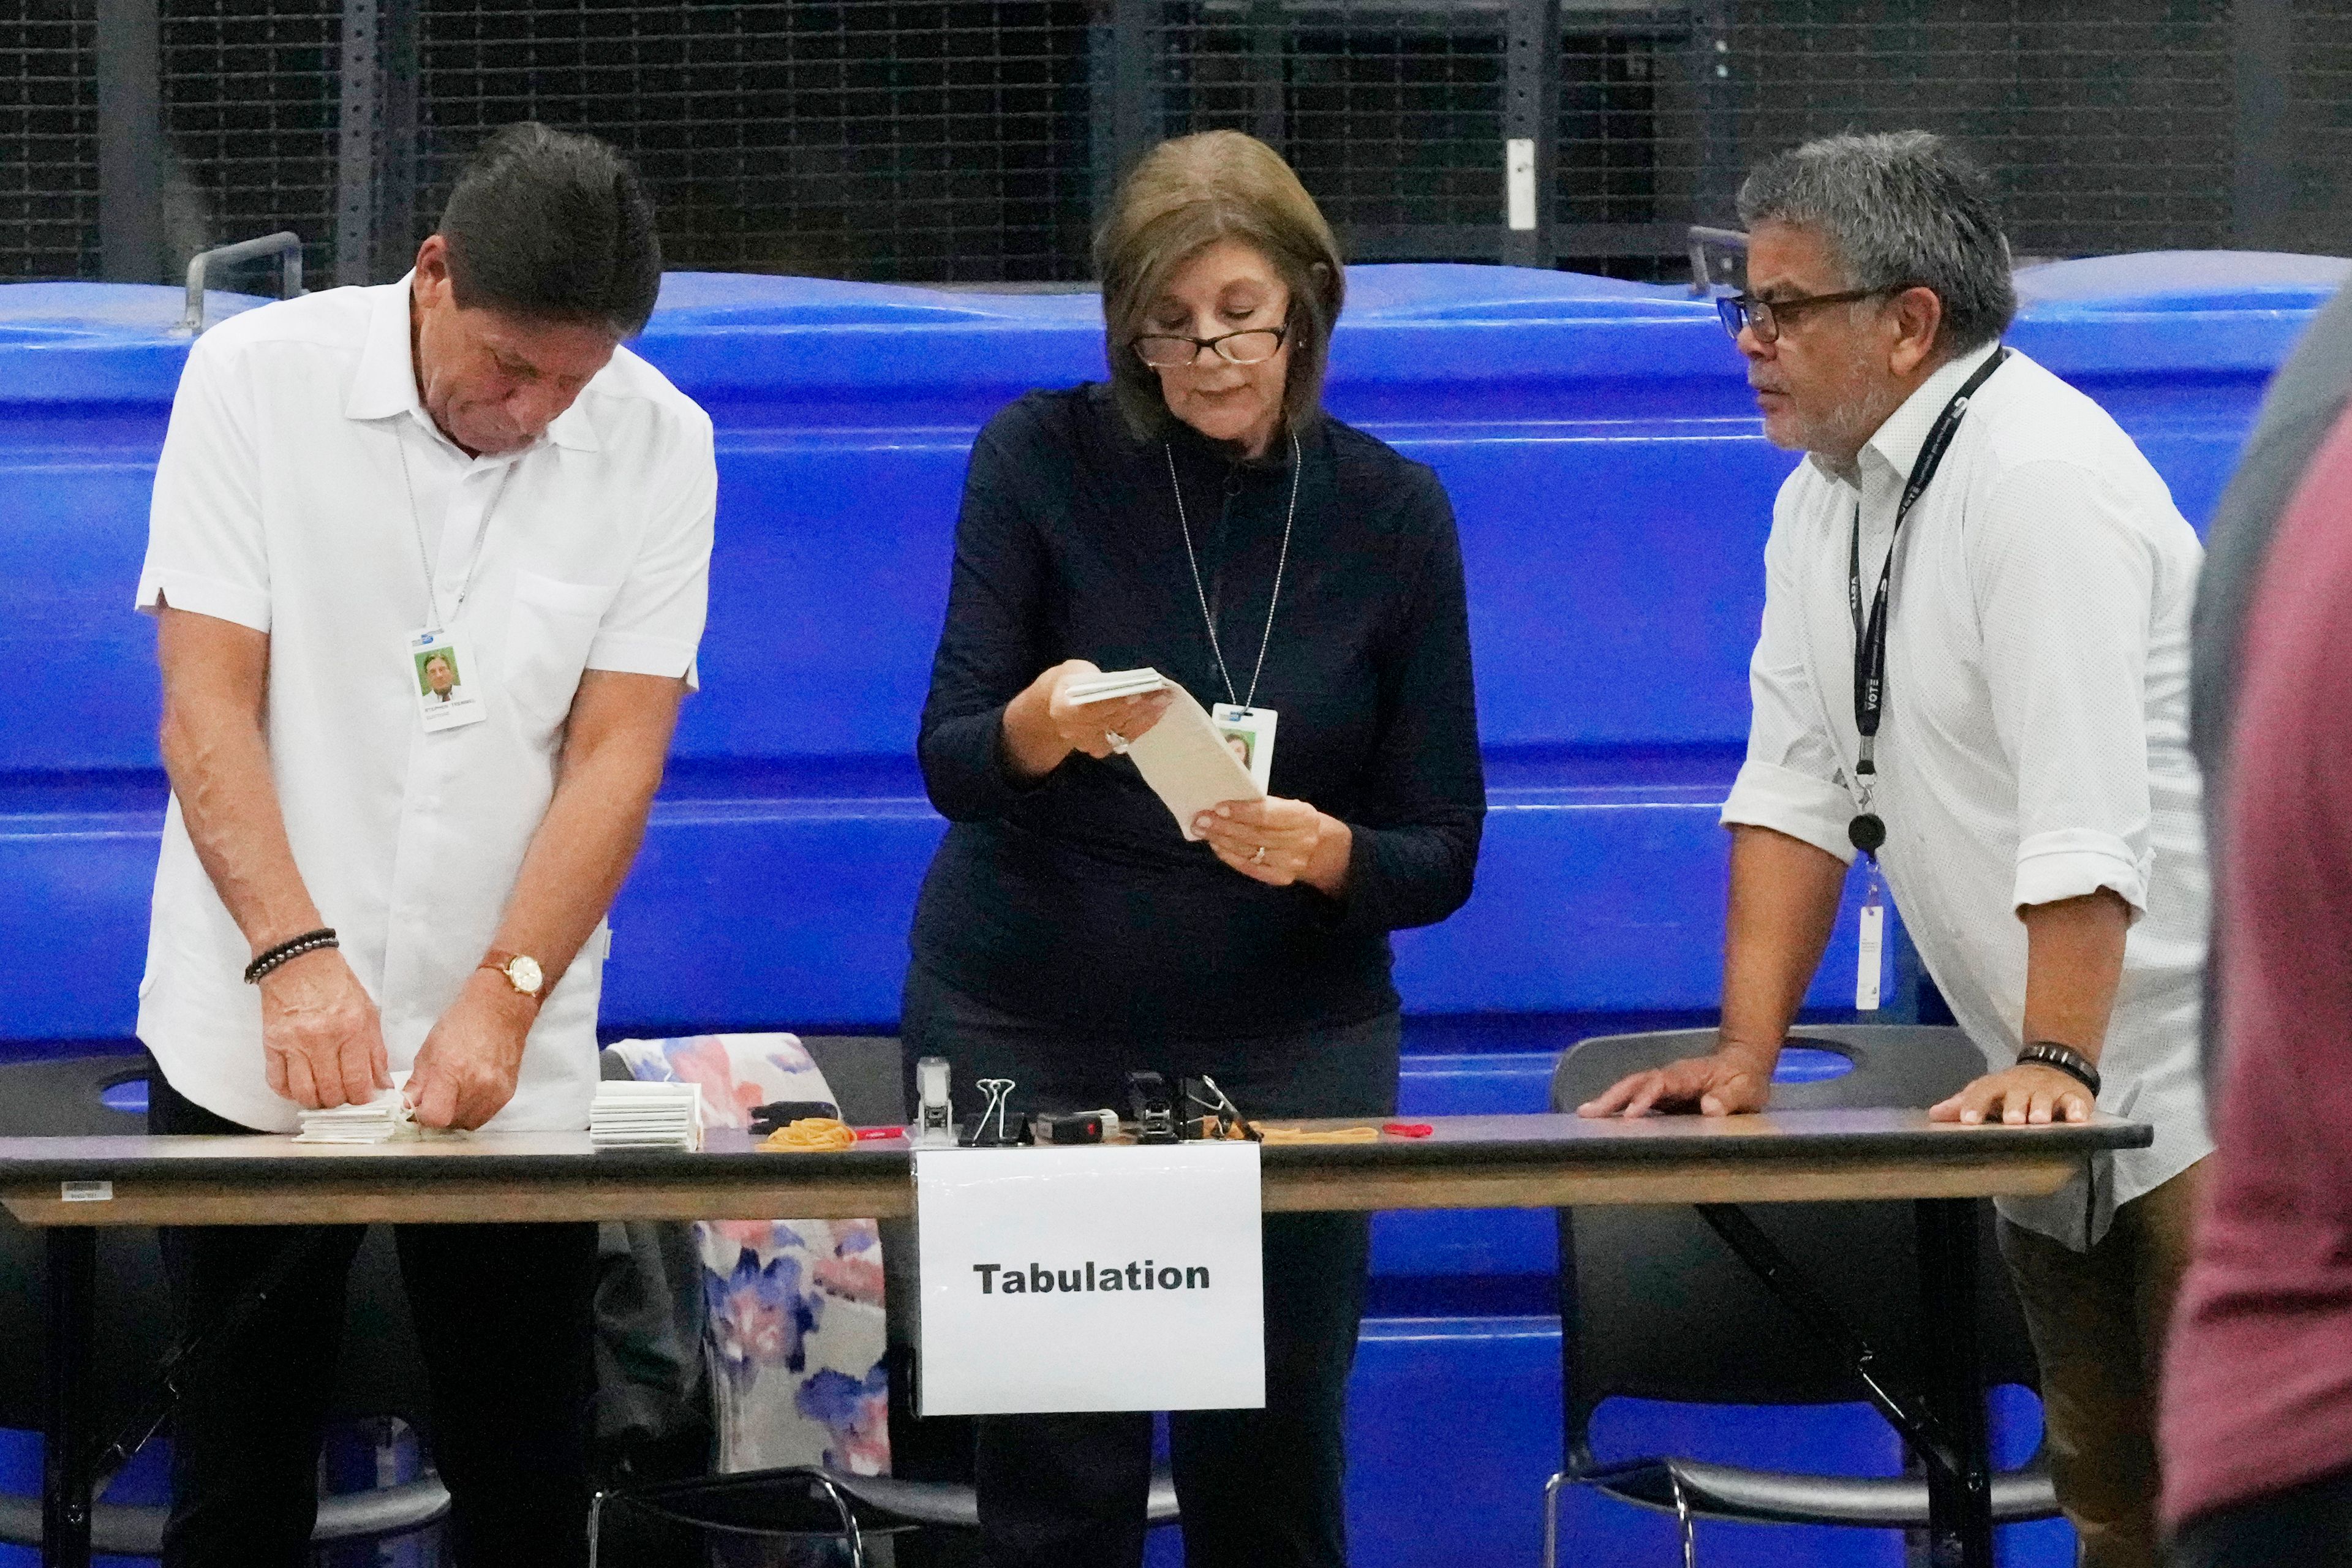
[[959, 1077, 1031, 1147], [1126, 1071, 1178, 1144], [1180, 1076, 1261, 1142]]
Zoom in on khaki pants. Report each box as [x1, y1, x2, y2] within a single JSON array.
[[1997, 1159, 2208, 1568]]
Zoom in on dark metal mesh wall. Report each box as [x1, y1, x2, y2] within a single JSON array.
[[5, 1, 2352, 285], [415, 2, 1098, 282], [160, 0, 343, 282], [1699, 1, 2237, 260], [1558, 19, 1678, 232], [2289, 0, 2352, 255], [0, 0, 98, 280], [1157, 5, 1507, 257]]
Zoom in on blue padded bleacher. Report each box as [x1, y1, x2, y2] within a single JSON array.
[[2, 257, 2343, 1045], [1, 253, 2342, 1566]]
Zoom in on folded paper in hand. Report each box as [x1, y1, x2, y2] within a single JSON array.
[[1069, 668, 1263, 842], [1062, 669, 1170, 706]]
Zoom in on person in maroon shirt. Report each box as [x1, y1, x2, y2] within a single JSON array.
[[2162, 402, 2352, 1562]]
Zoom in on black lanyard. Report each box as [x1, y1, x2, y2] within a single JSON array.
[[1845, 346, 2008, 854]]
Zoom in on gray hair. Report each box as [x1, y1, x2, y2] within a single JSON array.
[[1736, 130, 2015, 355]]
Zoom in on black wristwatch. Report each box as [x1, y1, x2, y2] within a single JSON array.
[[2017, 1040, 2101, 1099]]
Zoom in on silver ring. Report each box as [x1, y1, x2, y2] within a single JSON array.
[[1251, 845, 1266, 864], [1105, 729, 1129, 753]]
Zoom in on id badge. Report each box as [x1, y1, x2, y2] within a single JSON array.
[[1855, 863, 1885, 1012], [406, 627, 487, 733], [1210, 703, 1277, 792]]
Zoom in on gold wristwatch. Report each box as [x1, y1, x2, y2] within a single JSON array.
[[479, 949, 545, 1002]]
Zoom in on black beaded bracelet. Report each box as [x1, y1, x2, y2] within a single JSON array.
[[2018, 1040, 2101, 1099], [243, 927, 338, 985]]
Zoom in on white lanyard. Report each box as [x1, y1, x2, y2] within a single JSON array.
[[396, 431, 513, 631], [1164, 431, 1300, 710]]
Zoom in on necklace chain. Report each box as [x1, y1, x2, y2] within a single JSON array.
[[1164, 431, 1300, 710]]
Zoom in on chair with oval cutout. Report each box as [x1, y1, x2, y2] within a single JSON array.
[[1542, 1025, 2059, 1566]]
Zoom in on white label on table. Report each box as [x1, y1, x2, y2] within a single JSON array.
[[914, 1143, 1264, 1416], [1506, 138, 1537, 230], [59, 1180, 112, 1203]]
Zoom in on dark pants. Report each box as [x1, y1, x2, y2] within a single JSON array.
[[148, 1066, 597, 1568], [1996, 1161, 2207, 1568], [900, 963, 1400, 1568], [2169, 1466, 2352, 1567]]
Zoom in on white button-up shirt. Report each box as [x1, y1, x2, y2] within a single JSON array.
[[1721, 342, 2212, 1249], [134, 277, 715, 1133]]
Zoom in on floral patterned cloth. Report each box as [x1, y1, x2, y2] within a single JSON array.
[[608, 1034, 891, 1476]]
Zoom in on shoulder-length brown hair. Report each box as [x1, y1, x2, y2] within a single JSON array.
[[1094, 130, 1346, 443]]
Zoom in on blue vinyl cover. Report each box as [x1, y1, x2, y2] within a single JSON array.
[[3, 253, 2336, 1049], [12, 254, 2339, 1564]]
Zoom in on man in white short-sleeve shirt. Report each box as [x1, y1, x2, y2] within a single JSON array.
[[134, 124, 712, 1565], [1580, 134, 2210, 1568]]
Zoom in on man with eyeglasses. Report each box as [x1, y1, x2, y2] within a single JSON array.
[[1581, 130, 2210, 1568]]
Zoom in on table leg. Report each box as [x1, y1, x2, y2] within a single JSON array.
[[42, 1226, 95, 1568], [1915, 1198, 1994, 1568]]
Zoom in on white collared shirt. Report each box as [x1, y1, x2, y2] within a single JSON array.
[[1722, 342, 2212, 1250], [134, 277, 715, 1132]]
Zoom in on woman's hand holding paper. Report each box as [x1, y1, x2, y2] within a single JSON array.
[[1194, 796, 1352, 895], [1003, 660, 1175, 778]]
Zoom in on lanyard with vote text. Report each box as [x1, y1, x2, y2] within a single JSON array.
[[1164, 433, 1300, 792], [1845, 345, 2008, 857], [1844, 346, 2006, 1011]]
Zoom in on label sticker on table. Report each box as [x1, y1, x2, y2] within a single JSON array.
[[59, 1180, 112, 1203], [914, 1142, 1264, 1416]]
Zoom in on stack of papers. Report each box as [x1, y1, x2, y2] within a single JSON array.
[[295, 1075, 416, 1144], [1063, 668, 1172, 706], [590, 1080, 706, 1151]]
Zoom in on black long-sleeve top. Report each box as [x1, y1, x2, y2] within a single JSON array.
[[910, 383, 1485, 1040]]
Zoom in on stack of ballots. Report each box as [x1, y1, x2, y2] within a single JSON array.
[[590, 1080, 706, 1151], [295, 1075, 418, 1144]]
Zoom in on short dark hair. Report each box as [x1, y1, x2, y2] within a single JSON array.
[[437, 123, 661, 337], [1737, 130, 2015, 355]]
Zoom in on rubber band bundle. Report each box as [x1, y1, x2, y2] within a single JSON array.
[[1256, 1125, 1382, 1145], [762, 1117, 858, 1152]]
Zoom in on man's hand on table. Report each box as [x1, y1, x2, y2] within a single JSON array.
[[1577, 1046, 1774, 1119], [1930, 1063, 2093, 1127], [405, 970, 536, 1130], [260, 947, 391, 1109]]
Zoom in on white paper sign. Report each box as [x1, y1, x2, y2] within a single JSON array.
[[914, 1142, 1265, 1415]]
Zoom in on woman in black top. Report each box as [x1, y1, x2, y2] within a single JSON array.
[[907, 130, 1484, 1568]]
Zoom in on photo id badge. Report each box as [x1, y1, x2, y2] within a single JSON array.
[[1210, 704, 1277, 792], [405, 627, 486, 733]]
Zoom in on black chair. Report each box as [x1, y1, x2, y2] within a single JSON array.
[[589, 1465, 880, 1565], [1542, 1026, 2058, 1566], [589, 1464, 1183, 1566], [0, 1055, 448, 1556]]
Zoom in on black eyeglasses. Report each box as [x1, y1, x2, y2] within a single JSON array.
[[1716, 286, 1901, 344], [1131, 326, 1288, 369]]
